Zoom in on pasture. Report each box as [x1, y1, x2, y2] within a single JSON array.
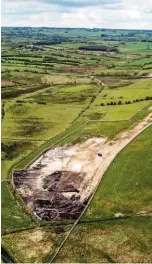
[[2, 225, 72, 263], [54, 217, 152, 263], [83, 125, 152, 220], [1, 181, 36, 234]]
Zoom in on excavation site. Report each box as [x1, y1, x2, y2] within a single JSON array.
[[13, 113, 152, 221], [13, 137, 107, 221]]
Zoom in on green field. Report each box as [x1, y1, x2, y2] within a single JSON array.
[[84, 101, 149, 120], [83, 125, 152, 220], [94, 78, 152, 105], [1, 181, 36, 234], [2, 140, 43, 179], [2, 225, 72, 263], [54, 217, 152, 263]]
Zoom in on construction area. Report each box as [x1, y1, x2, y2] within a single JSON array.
[[13, 113, 152, 221]]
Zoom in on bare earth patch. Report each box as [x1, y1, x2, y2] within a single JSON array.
[[13, 113, 152, 221], [1, 80, 15, 87]]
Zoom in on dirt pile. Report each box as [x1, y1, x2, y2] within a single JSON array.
[[13, 169, 87, 220]]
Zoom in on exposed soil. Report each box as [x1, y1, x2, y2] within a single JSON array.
[[13, 113, 152, 221], [1, 80, 15, 87], [55, 65, 104, 73]]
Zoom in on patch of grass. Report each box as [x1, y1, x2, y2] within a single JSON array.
[[1, 181, 36, 234], [1, 140, 43, 179], [1, 84, 49, 99], [94, 78, 152, 105], [2, 225, 72, 263], [2, 100, 88, 140], [1, 71, 43, 85], [84, 101, 148, 120], [54, 217, 152, 263], [42, 74, 90, 85], [120, 41, 152, 55]]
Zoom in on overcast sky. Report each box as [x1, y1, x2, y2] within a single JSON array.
[[2, 0, 152, 29]]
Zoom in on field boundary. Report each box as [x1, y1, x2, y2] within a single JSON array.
[[90, 101, 151, 122], [1, 138, 47, 142], [128, 101, 151, 120], [50, 122, 152, 263]]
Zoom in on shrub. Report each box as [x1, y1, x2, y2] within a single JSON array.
[[37, 102, 47, 105], [145, 96, 152, 100]]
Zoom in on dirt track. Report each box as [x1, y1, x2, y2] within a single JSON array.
[[13, 113, 152, 220]]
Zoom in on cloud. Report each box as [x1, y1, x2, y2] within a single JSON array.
[[1, 0, 152, 29]]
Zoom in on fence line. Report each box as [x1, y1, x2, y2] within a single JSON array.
[[128, 101, 151, 120]]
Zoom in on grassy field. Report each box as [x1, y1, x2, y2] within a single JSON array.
[[119, 42, 152, 55], [94, 78, 152, 105], [2, 101, 87, 140], [2, 225, 72, 263], [54, 217, 152, 263], [1, 140, 43, 179], [2, 83, 99, 140], [83, 101, 148, 120], [1, 181, 36, 234], [82, 125, 152, 220]]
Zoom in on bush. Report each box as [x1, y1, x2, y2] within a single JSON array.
[[145, 96, 152, 100], [37, 102, 47, 105]]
